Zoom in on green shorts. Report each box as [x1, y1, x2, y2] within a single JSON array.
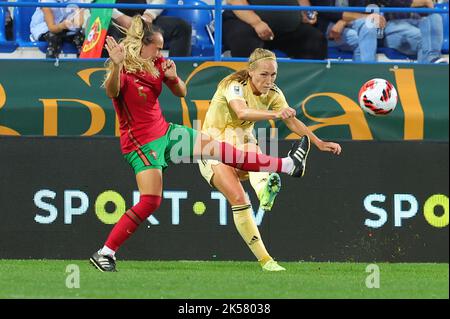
[[124, 123, 198, 174]]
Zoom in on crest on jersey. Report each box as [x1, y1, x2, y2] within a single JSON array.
[[149, 150, 157, 160], [232, 85, 243, 97]]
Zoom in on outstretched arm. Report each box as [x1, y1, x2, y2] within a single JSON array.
[[228, 0, 263, 26], [42, 8, 70, 33], [228, 99, 297, 121], [104, 36, 124, 98], [283, 116, 342, 155]]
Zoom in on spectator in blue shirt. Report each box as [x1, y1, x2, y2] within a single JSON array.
[[1, 0, 14, 41], [383, 0, 445, 63], [30, 0, 85, 58], [313, 0, 445, 63], [223, 0, 327, 60], [313, 0, 385, 61]]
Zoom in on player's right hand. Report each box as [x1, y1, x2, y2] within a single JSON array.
[[367, 13, 386, 29], [328, 20, 346, 41], [71, 9, 85, 29], [253, 21, 275, 41], [62, 19, 73, 30], [105, 36, 125, 66], [142, 13, 154, 23], [277, 107, 296, 120], [301, 11, 317, 24], [317, 141, 342, 155]]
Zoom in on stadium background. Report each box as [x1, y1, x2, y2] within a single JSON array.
[[0, 60, 448, 262]]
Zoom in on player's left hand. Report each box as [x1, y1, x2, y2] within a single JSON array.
[[142, 13, 154, 24], [328, 20, 346, 41], [162, 59, 177, 80], [105, 36, 125, 65], [317, 141, 342, 155], [301, 11, 317, 25]]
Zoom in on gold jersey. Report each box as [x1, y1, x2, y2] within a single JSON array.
[[201, 79, 289, 146]]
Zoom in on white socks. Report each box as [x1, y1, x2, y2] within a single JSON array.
[[99, 246, 116, 257], [281, 157, 294, 174]]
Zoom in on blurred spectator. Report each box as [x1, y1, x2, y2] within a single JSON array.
[[313, 0, 385, 61], [223, 0, 327, 59], [30, 0, 85, 58], [5, 8, 12, 41], [1, 0, 14, 40], [383, 0, 445, 63], [107, 0, 192, 56], [314, 0, 446, 63]]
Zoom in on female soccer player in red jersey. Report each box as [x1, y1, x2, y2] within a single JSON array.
[[90, 16, 309, 272]]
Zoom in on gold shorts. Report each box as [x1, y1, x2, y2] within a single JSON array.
[[197, 159, 221, 187], [198, 131, 258, 187]]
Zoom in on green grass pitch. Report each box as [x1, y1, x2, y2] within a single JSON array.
[[0, 260, 448, 299]]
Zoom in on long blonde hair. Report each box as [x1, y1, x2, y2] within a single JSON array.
[[219, 48, 277, 88], [104, 16, 162, 82]]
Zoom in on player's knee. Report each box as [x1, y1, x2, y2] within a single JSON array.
[[427, 13, 442, 25], [236, 169, 249, 181], [137, 195, 162, 220], [142, 194, 162, 210], [426, 14, 443, 33], [228, 193, 248, 206]]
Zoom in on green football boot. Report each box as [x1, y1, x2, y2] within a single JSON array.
[[261, 260, 286, 272], [258, 173, 281, 212]]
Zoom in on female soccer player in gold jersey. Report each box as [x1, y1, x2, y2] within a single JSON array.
[[198, 48, 342, 271]]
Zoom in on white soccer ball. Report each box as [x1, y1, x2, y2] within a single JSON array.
[[358, 78, 398, 116]]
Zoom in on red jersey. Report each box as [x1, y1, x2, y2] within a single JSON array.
[[112, 57, 170, 154]]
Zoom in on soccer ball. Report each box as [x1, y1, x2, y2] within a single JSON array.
[[358, 78, 398, 116]]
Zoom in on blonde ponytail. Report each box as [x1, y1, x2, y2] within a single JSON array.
[[104, 16, 162, 85]]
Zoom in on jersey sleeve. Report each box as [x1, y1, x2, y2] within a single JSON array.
[[223, 81, 246, 103], [269, 88, 290, 111]]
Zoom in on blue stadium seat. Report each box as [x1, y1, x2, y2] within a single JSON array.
[[272, 49, 288, 58], [0, 3, 17, 52], [327, 47, 353, 60], [13, 0, 47, 50], [327, 47, 414, 61], [378, 47, 415, 61], [436, 2, 449, 54], [327, 46, 413, 61], [162, 0, 214, 56], [0, 7, 4, 40], [13, 0, 77, 54]]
